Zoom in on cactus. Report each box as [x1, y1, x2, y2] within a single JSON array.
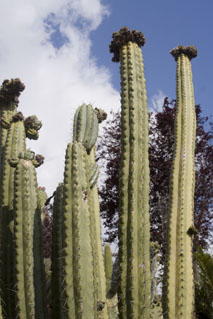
[[51, 183, 65, 319], [73, 103, 99, 153], [162, 45, 197, 319], [0, 109, 42, 317], [61, 141, 95, 318], [73, 103, 108, 318], [104, 244, 113, 294], [110, 26, 151, 318], [104, 245, 118, 319], [0, 112, 27, 317], [37, 186, 48, 223], [0, 79, 25, 159], [11, 150, 46, 318], [0, 31, 200, 318], [88, 148, 108, 319]]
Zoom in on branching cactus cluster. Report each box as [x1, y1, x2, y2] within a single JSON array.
[[0, 27, 198, 319]]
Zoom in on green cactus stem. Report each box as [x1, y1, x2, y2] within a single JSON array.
[[2, 113, 39, 210], [110, 26, 151, 318], [62, 141, 95, 318], [51, 183, 65, 319], [12, 150, 46, 318], [88, 148, 108, 319], [72, 103, 108, 317], [37, 187, 48, 223], [0, 79, 25, 154], [162, 45, 197, 319], [89, 162, 99, 189], [0, 109, 42, 317], [73, 103, 99, 153], [0, 112, 27, 317], [104, 244, 113, 294]]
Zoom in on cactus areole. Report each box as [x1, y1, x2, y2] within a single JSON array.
[[110, 27, 151, 319], [163, 45, 197, 319]]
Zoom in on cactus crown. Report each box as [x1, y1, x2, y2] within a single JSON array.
[[170, 45, 197, 61], [0, 78, 25, 105], [94, 108, 107, 123], [109, 26, 146, 62], [24, 115, 42, 130], [12, 112, 25, 122]]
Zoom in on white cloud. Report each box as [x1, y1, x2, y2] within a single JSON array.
[[149, 90, 166, 113], [0, 1, 119, 195]]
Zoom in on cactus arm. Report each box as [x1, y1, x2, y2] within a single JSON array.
[[73, 104, 99, 153], [73, 104, 86, 142], [163, 46, 197, 319], [110, 27, 151, 318]]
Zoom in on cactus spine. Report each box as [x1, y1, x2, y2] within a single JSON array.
[[110, 27, 151, 318], [163, 45, 197, 318]]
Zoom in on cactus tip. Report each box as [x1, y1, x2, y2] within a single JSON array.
[[12, 112, 25, 122], [170, 45, 197, 61], [0, 78, 25, 105], [109, 26, 146, 62], [94, 108, 107, 123]]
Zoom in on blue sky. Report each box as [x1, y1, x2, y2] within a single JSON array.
[[0, 0, 211, 194], [91, 0, 213, 116]]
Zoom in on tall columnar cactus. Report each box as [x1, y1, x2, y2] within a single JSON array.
[[162, 45, 197, 319], [0, 80, 25, 315], [110, 27, 151, 318], [51, 183, 65, 319], [73, 103, 108, 319], [11, 150, 46, 318], [61, 141, 95, 318], [0, 112, 27, 317], [0, 109, 42, 317]]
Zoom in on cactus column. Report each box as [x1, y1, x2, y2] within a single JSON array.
[[110, 27, 151, 318], [12, 150, 46, 318], [163, 45, 197, 319]]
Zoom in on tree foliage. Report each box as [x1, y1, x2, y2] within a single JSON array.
[[194, 247, 213, 319], [97, 99, 213, 256]]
